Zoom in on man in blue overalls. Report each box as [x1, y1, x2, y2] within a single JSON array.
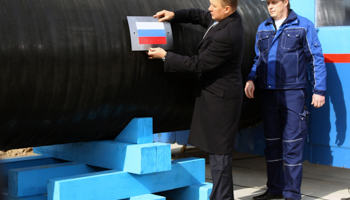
[[245, 0, 326, 200]]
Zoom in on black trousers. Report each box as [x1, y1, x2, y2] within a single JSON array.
[[209, 153, 234, 200]]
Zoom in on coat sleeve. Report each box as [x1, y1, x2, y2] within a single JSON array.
[[303, 20, 327, 96], [173, 9, 212, 28], [164, 35, 234, 73]]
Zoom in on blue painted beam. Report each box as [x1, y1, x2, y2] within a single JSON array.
[[126, 194, 165, 200], [47, 157, 205, 200], [158, 182, 213, 200], [0, 155, 64, 187], [3, 193, 166, 200], [153, 132, 176, 144], [34, 141, 171, 174], [125, 142, 171, 174], [2, 194, 47, 200], [115, 118, 153, 144], [8, 162, 98, 198], [175, 130, 191, 145]]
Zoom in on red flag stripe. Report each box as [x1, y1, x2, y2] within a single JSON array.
[[324, 54, 350, 63], [139, 37, 167, 44]]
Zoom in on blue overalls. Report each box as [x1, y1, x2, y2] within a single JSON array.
[[247, 10, 326, 200], [261, 89, 308, 200]]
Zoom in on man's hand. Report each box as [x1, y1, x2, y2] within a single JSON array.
[[244, 80, 255, 99], [311, 94, 325, 108], [147, 47, 167, 59], [153, 10, 175, 22]]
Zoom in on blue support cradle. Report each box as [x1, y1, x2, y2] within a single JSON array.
[[47, 157, 205, 200], [34, 141, 171, 175], [8, 162, 98, 198], [1, 118, 212, 200]]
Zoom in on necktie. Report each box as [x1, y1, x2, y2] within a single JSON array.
[[203, 22, 218, 38]]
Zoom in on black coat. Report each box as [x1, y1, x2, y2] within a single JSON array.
[[164, 9, 244, 154]]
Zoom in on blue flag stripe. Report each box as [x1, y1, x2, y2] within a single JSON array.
[[137, 30, 166, 37]]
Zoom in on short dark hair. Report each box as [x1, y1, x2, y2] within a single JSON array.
[[221, 0, 239, 9]]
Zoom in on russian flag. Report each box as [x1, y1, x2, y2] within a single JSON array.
[[136, 22, 167, 45]]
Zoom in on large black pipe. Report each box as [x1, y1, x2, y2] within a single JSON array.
[[0, 0, 269, 150], [316, 0, 350, 26]]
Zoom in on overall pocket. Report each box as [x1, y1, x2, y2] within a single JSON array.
[[257, 32, 272, 53]]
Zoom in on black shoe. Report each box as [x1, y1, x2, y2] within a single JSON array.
[[253, 191, 284, 200], [285, 199, 295, 200]]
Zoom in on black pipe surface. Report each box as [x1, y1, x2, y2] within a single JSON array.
[[0, 0, 269, 150], [316, 0, 350, 26]]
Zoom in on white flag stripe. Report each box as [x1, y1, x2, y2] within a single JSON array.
[[136, 22, 165, 30]]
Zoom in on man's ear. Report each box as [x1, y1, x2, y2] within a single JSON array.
[[225, 6, 231, 13], [285, 0, 289, 7]]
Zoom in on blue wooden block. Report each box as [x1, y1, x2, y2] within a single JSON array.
[[122, 194, 165, 200], [131, 194, 165, 200], [175, 130, 191, 145], [115, 118, 153, 144], [153, 132, 175, 143], [47, 157, 205, 200], [154, 143, 171, 172], [0, 155, 64, 187], [124, 143, 171, 174], [153, 131, 192, 145], [2, 194, 47, 200], [8, 162, 98, 198], [34, 141, 171, 174], [158, 182, 213, 200]]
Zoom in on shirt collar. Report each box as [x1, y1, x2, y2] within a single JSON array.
[[265, 9, 298, 26]]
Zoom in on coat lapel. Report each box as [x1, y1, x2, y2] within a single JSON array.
[[197, 11, 240, 49]]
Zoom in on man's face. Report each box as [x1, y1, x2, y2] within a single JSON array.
[[266, 0, 289, 20], [208, 0, 228, 22]]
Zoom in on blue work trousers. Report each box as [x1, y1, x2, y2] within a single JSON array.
[[261, 89, 308, 200]]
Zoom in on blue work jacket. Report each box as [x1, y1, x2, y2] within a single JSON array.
[[247, 10, 326, 95]]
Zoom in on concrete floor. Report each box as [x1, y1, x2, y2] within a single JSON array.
[[171, 144, 350, 200]]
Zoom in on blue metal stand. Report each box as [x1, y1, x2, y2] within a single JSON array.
[[1, 118, 212, 200]]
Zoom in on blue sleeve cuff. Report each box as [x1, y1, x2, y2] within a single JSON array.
[[313, 89, 326, 96], [246, 76, 256, 82]]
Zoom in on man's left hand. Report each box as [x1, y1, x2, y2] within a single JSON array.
[[311, 94, 325, 108], [147, 48, 167, 59]]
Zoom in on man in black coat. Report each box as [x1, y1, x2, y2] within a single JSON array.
[[147, 0, 243, 199]]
